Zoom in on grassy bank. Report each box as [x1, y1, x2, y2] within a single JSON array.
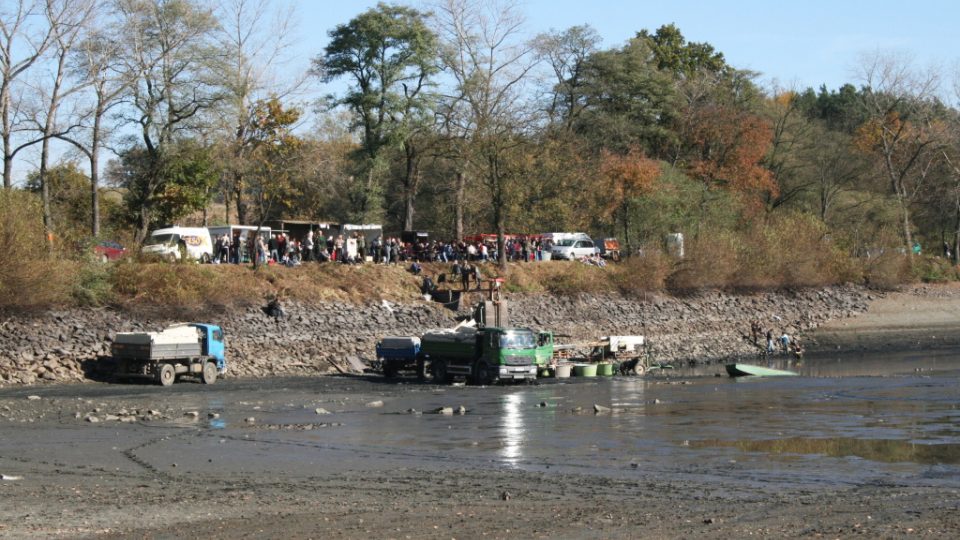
[[4, 245, 948, 313]]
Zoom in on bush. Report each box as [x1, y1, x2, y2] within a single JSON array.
[[0, 190, 74, 308]]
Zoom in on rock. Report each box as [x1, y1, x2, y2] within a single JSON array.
[[365, 400, 384, 408], [537, 401, 547, 408], [500, 491, 511, 501], [86, 416, 100, 423], [314, 408, 331, 415], [245, 417, 256, 423], [185, 411, 199, 418], [208, 412, 220, 419], [26, 395, 42, 401], [593, 404, 611, 414], [104, 414, 119, 421], [456, 405, 466, 415], [436, 407, 454, 415]]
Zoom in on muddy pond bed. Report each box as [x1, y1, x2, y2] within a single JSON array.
[[1, 351, 959, 538]]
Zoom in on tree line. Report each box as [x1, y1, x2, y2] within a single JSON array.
[[4, 0, 960, 269]]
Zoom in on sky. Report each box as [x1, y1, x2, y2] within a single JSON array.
[[296, 0, 960, 93]]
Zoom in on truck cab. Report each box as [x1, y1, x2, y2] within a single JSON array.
[[191, 323, 227, 372]]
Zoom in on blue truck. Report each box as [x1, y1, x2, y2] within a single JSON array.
[[111, 323, 227, 386]]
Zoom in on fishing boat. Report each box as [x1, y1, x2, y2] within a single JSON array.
[[725, 363, 798, 377]]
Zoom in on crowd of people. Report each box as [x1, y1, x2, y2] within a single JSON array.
[[210, 231, 559, 267]]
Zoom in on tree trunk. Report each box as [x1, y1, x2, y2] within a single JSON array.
[[1, 82, 11, 189], [90, 107, 102, 237], [233, 172, 246, 224], [40, 132, 53, 248], [403, 145, 419, 231], [454, 170, 466, 242]]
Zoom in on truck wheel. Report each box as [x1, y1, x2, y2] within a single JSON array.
[[201, 361, 218, 384], [476, 362, 497, 386], [383, 363, 397, 379], [416, 358, 429, 382], [432, 360, 450, 384], [632, 363, 645, 376], [157, 363, 176, 386]]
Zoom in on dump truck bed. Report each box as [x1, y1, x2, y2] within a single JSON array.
[[112, 325, 203, 361]]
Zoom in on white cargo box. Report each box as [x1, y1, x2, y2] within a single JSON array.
[[603, 335, 645, 352], [114, 324, 200, 346]]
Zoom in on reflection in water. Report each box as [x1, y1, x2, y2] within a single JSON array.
[[499, 392, 525, 466], [689, 437, 960, 465]]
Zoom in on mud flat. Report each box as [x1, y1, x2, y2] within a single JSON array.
[[1, 372, 960, 538], [808, 283, 960, 354]]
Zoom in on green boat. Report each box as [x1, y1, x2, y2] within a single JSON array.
[[725, 363, 798, 377]]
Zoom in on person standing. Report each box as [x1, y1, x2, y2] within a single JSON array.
[[765, 329, 775, 355], [779, 331, 791, 354], [357, 233, 366, 262]]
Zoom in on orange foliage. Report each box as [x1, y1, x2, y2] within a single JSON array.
[[599, 146, 661, 216], [688, 106, 776, 195]]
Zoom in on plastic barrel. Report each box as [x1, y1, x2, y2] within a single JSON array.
[[597, 363, 614, 376], [574, 364, 597, 377], [555, 364, 572, 378]]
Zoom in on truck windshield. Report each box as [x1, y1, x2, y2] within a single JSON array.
[[145, 234, 177, 246], [500, 331, 535, 349]]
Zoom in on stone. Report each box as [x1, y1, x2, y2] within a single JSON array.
[[26, 395, 41, 401], [436, 407, 454, 415], [86, 416, 100, 423], [365, 400, 384, 408], [185, 411, 199, 418], [456, 406, 466, 415], [593, 404, 611, 414], [245, 417, 256, 423], [314, 408, 331, 415]]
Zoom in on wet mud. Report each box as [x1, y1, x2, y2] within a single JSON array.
[[2, 353, 960, 538]]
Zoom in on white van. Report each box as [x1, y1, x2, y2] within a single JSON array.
[[142, 227, 214, 262], [544, 232, 598, 260]]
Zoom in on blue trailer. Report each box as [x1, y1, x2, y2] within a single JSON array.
[[375, 336, 426, 380], [111, 323, 227, 386]]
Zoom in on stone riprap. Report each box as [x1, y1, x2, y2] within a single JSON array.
[[0, 286, 872, 386]]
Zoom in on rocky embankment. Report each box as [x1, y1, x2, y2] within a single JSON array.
[[0, 286, 879, 386]]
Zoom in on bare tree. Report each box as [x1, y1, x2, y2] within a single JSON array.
[[0, 0, 55, 188], [214, 0, 305, 225], [434, 0, 540, 267], [31, 0, 96, 243], [57, 11, 130, 237], [855, 51, 946, 256], [114, 0, 222, 244], [533, 24, 600, 130]]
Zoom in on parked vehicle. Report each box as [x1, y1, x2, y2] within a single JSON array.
[[94, 240, 126, 262], [420, 324, 539, 384], [595, 238, 621, 261], [110, 323, 226, 386], [551, 237, 599, 260], [141, 226, 214, 262]]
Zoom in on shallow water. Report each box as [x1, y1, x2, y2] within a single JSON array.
[[144, 351, 960, 491], [5, 351, 960, 492]]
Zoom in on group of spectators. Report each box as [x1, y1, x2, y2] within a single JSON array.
[[750, 320, 804, 359], [211, 230, 575, 268]]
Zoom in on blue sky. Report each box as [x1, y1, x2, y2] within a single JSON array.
[[296, 0, 959, 93]]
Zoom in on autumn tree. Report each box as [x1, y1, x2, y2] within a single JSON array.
[[854, 52, 945, 256], [599, 146, 661, 253], [214, 0, 304, 225]]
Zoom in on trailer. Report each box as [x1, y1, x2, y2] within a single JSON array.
[[110, 323, 227, 386], [375, 336, 426, 380]]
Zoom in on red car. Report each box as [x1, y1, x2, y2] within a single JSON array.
[[94, 240, 126, 262]]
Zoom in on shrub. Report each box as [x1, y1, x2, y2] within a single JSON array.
[[0, 190, 74, 308]]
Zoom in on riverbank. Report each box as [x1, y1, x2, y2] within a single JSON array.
[[0, 285, 877, 386]]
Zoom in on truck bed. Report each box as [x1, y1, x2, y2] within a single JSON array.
[[111, 341, 203, 361]]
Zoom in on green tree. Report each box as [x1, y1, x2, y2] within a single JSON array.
[[636, 23, 728, 78], [314, 2, 438, 226]]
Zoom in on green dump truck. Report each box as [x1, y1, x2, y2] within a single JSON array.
[[421, 325, 539, 385]]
